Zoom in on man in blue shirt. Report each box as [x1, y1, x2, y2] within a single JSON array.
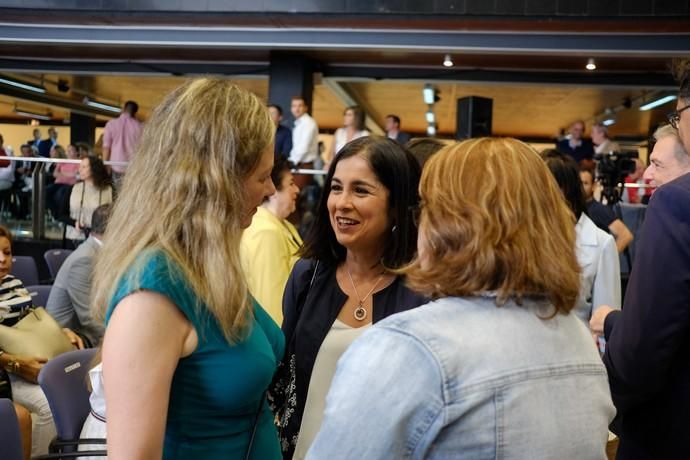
[[556, 120, 594, 163]]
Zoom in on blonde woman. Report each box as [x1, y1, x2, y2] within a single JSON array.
[[92, 80, 283, 460], [308, 138, 614, 459]]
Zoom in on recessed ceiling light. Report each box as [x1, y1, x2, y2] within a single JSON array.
[[586, 58, 596, 71], [443, 54, 453, 67]]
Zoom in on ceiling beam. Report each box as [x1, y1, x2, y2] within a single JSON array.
[[321, 78, 383, 135], [0, 23, 687, 57], [0, 57, 271, 77], [324, 68, 677, 90], [0, 83, 119, 118]]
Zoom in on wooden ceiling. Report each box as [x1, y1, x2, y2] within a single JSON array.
[[0, 72, 675, 142]]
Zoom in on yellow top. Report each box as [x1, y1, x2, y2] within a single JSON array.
[[240, 206, 303, 326]]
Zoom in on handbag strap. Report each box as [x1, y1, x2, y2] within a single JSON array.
[[245, 391, 266, 460]]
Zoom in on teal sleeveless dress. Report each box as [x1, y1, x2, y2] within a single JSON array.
[[105, 250, 284, 460]]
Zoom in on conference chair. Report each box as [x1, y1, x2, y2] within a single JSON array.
[[37, 349, 106, 457]]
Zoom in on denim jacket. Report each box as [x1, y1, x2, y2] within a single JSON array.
[[308, 295, 615, 459]]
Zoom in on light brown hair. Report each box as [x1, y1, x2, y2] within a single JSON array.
[[402, 137, 580, 314], [92, 79, 273, 342]]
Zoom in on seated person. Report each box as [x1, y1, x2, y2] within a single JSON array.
[[0, 225, 83, 455], [46, 204, 111, 347]]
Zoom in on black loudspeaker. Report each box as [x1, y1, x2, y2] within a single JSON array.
[[456, 96, 493, 139]]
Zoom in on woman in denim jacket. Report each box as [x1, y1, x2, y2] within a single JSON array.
[[309, 138, 615, 459]]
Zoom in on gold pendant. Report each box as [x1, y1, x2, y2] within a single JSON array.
[[354, 303, 367, 321]]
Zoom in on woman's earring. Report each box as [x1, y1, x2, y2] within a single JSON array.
[[391, 225, 398, 233]]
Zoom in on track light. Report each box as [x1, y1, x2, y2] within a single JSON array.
[[0, 75, 46, 93], [443, 54, 453, 67], [425, 110, 436, 124], [639, 94, 677, 111], [426, 125, 436, 136], [83, 97, 121, 113], [586, 58, 596, 71], [423, 84, 440, 105], [423, 84, 435, 105], [14, 105, 52, 121]]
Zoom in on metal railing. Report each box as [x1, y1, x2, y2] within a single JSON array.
[[0, 156, 325, 240]]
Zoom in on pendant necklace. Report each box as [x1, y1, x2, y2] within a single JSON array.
[[346, 263, 385, 321]]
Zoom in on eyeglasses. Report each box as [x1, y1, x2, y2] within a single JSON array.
[[667, 104, 690, 130]]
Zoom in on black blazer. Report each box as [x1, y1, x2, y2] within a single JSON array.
[[603, 173, 690, 459], [270, 258, 427, 458]]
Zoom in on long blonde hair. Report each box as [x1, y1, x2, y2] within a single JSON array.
[[402, 137, 580, 314], [92, 79, 273, 342]]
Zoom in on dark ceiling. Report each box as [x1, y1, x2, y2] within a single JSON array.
[[0, 7, 687, 141]]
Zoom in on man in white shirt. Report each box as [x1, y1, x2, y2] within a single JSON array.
[[591, 122, 621, 154], [385, 114, 411, 144], [289, 96, 319, 189]]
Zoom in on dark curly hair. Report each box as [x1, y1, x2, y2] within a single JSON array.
[[85, 155, 111, 190], [299, 135, 421, 269]]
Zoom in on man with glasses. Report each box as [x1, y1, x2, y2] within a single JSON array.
[[668, 92, 690, 152], [643, 124, 690, 188], [590, 60, 690, 459]]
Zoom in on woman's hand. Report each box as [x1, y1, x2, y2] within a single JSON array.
[[62, 328, 85, 350], [11, 356, 48, 383]]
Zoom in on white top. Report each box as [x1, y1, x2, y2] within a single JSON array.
[[289, 113, 319, 165], [66, 182, 113, 241], [333, 128, 370, 156], [79, 363, 107, 457], [294, 319, 371, 459], [594, 139, 621, 154], [574, 213, 621, 325]]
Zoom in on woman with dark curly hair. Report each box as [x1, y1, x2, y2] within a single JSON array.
[[271, 136, 426, 459], [61, 155, 113, 242]]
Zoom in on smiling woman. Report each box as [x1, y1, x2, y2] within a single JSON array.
[[268, 135, 427, 459]]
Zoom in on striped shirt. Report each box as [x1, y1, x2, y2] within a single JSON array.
[[0, 274, 33, 326]]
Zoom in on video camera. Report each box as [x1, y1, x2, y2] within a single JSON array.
[[593, 151, 638, 205]]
